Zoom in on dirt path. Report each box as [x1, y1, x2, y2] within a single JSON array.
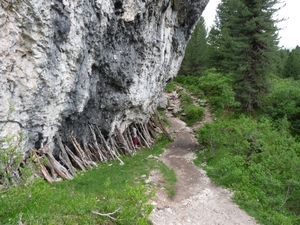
[[149, 93, 259, 225]]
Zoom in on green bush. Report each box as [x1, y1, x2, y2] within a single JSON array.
[[174, 70, 239, 112], [183, 105, 205, 126], [264, 77, 300, 137], [0, 103, 36, 189], [196, 115, 300, 224], [178, 91, 204, 126]]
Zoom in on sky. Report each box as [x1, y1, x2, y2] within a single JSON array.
[[202, 0, 300, 49]]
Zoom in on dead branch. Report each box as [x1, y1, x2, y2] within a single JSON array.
[[94, 126, 114, 160], [114, 126, 132, 156], [41, 146, 73, 180], [152, 108, 172, 140], [55, 133, 77, 175], [108, 136, 125, 165], [135, 124, 150, 148], [71, 136, 92, 169], [30, 149, 55, 183], [64, 145, 86, 172], [126, 127, 136, 152], [92, 207, 121, 221], [89, 125, 107, 162], [82, 137, 93, 162], [147, 121, 157, 139]]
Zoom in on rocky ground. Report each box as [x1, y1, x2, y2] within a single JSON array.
[[148, 92, 260, 225]]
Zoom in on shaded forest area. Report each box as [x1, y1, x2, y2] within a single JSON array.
[[177, 0, 300, 224]]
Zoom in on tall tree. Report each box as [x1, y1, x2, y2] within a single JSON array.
[[282, 48, 300, 80], [179, 16, 208, 76], [209, 0, 283, 112]]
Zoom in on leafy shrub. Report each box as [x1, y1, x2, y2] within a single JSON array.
[[0, 104, 35, 188], [183, 105, 205, 126], [178, 91, 204, 126], [196, 115, 300, 224], [264, 77, 300, 137], [174, 70, 239, 112]]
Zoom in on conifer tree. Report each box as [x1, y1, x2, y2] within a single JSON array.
[[179, 16, 208, 76], [209, 0, 283, 112], [282, 48, 300, 80]]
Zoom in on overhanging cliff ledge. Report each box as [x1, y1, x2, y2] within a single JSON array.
[[0, 0, 208, 153]]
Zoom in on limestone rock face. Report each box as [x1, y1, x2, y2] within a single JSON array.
[[0, 0, 208, 152]]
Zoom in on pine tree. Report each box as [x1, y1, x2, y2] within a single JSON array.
[[208, 0, 283, 112], [282, 48, 300, 80], [179, 17, 208, 76]]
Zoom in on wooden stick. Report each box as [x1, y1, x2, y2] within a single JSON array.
[[55, 133, 77, 175], [109, 137, 125, 165], [71, 136, 92, 169], [115, 126, 132, 156], [82, 137, 93, 162], [88, 144, 101, 161], [59, 153, 76, 176], [135, 124, 150, 148], [64, 145, 86, 172], [147, 121, 157, 139], [94, 126, 115, 160], [153, 108, 172, 140], [126, 127, 136, 153], [30, 149, 55, 183], [92, 207, 121, 221], [89, 125, 107, 162], [42, 146, 73, 180], [141, 122, 154, 145]]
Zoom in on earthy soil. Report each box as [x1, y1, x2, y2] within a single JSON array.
[[148, 93, 260, 225]]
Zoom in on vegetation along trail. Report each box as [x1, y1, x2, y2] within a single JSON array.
[[149, 92, 259, 225]]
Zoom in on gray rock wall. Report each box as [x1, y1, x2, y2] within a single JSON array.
[[0, 0, 208, 152]]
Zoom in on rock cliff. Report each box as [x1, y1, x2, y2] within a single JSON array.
[[0, 0, 208, 153]]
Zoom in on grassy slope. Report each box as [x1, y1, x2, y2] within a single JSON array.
[[0, 135, 176, 225]]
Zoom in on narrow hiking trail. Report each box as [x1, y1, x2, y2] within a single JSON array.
[[149, 92, 259, 225]]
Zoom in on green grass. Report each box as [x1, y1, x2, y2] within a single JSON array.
[[0, 135, 175, 225], [165, 81, 176, 93], [157, 163, 177, 198], [178, 91, 205, 126]]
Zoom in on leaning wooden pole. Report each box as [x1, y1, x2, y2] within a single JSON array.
[[152, 108, 172, 140]]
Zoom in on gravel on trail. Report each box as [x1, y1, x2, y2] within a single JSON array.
[[149, 93, 260, 225]]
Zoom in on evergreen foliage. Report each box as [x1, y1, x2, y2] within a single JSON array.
[[208, 0, 282, 112], [179, 17, 208, 76], [282, 47, 300, 80]]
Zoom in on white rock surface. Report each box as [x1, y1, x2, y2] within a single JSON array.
[[0, 0, 208, 152]]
